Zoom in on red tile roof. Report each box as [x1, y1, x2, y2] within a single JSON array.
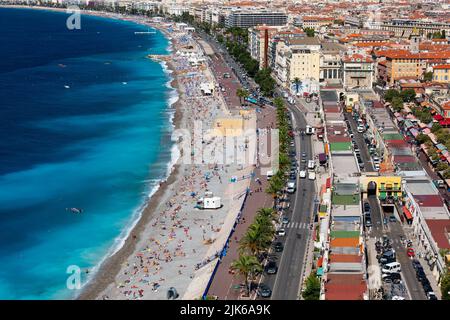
[[425, 219, 450, 249], [434, 64, 450, 70], [329, 254, 362, 263], [342, 53, 373, 63], [413, 195, 444, 207], [393, 155, 416, 163], [375, 49, 450, 60], [325, 274, 367, 300]]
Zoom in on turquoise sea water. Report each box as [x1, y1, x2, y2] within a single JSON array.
[[0, 8, 174, 299]]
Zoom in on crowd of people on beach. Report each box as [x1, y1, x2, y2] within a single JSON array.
[[100, 23, 252, 300]]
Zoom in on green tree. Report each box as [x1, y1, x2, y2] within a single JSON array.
[[436, 162, 449, 172], [384, 89, 400, 102], [239, 225, 268, 256], [391, 96, 404, 112], [444, 168, 450, 179], [416, 133, 431, 144], [236, 87, 248, 105], [441, 272, 450, 300], [292, 77, 302, 94], [423, 71, 433, 82], [400, 89, 417, 102], [303, 27, 315, 37], [431, 123, 443, 133], [231, 254, 263, 296], [302, 273, 321, 300]]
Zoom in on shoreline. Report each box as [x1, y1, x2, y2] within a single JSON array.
[[2, 5, 254, 301], [0, 5, 186, 300]]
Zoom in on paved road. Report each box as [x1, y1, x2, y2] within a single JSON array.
[[344, 112, 374, 172], [361, 150, 426, 300], [259, 98, 316, 300]]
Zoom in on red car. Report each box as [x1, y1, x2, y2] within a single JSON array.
[[407, 248, 415, 257]]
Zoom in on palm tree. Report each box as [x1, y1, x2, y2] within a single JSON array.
[[239, 227, 263, 256], [257, 208, 277, 220], [236, 88, 245, 105], [231, 254, 263, 296], [292, 77, 302, 95], [266, 173, 284, 198], [242, 89, 250, 106]]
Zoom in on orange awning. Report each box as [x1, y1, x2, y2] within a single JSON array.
[[318, 257, 323, 268], [402, 206, 413, 220]]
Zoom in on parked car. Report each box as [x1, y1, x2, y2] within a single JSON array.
[[274, 242, 284, 252], [427, 292, 438, 300], [382, 272, 401, 284], [299, 170, 307, 178], [286, 181, 296, 194], [382, 262, 401, 274], [265, 261, 278, 275], [363, 202, 371, 213], [308, 171, 316, 180], [282, 216, 289, 224], [389, 215, 397, 222], [276, 229, 286, 237], [365, 218, 372, 228], [257, 284, 272, 298]]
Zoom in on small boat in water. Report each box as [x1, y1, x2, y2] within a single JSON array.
[[122, 82, 127, 85], [64, 85, 70, 89], [66, 207, 83, 214], [58, 64, 66, 68]]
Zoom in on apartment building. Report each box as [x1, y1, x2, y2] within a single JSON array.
[[342, 54, 374, 89], [375, 49, 450, 85], [433, 64, 450, 84], [380, 18, 450, 38], [272, 37, 321, 89], [224, 10, 287, 28], [249, 25, 282, 70], [301, 16, 334, 31], [320, 42, 346, 83]]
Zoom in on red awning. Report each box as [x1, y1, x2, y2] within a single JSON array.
[[433, 114, 444, 121], [402, 206, 413, 220], [317, 257, 323, 268], [439, 119, 450, 126], [326, 177, 331, 189]]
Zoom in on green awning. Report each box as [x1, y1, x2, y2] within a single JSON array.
[[379, 191, 386, 200], [316, 267, 324, 276]]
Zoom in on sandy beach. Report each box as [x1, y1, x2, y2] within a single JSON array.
[[0, 5, 257, 300], [77, 20, 256, 299]]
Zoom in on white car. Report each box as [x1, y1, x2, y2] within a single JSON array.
[[357, 125, 365, 133], [374, 163, 380, 171], [308, 171, 316, 180], [299, 170, 307, 178], [276, 229, 286, 236]]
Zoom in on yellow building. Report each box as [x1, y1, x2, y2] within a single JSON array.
[[433, 64, 450, 84], [360, 175, 402, 200], [287, 49, 320, 83], [375, 49, 450, 85]]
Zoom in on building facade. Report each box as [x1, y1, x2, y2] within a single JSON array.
[[342, 54, 374, 89], [225, 11, 287, 28], [433, 64, 450, 83]]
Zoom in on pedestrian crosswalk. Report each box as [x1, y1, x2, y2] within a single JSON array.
[[285, 221, 309, 229]]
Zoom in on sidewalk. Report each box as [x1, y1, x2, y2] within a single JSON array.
[[403, 225, 442, 299], [206, 106, 277, 299]]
